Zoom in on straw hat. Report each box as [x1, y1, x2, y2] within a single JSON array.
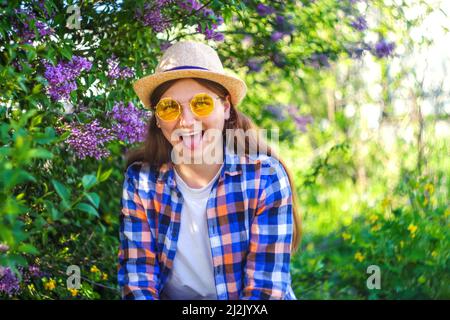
[[133, 40, 247, 109]]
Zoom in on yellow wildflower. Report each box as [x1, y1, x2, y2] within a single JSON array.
[[371, 224, 381, 232], [424, 183, 434, 195], [354, 251, 365, 262], [44, 278, 56, 291], [341, 232, 351, 241], [431, 251, 438, 258], [68, 288, 78, 297], [90, 265, 100, 273], [423, 197, 428, 206], [408, 224, 418, 236], [102, 272, 108, 281], [369, 214, 379, 224]]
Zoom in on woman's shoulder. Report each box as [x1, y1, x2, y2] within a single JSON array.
[[124, 161, 160, 183], [243, 153, 288, 180]]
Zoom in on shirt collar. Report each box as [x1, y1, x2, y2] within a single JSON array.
[[156, 144, 243, 187]]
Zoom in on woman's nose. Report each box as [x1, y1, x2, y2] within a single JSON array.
[[179, 105, 196, 127]]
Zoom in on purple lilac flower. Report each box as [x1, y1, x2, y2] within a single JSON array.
[[106, 55, 135, 80], [177, 0, 224, 41], [135, 1, 172, 33], [27, 265, 42, 278], [65, 119, 115, 160], [108, 102, 150, 144], [246, 58, 263, 73], [178, 0, 202, 12], [196, 23, 225, 41], [0, 267, 20, 297], [160, 41, 172, 52], [195, 12, 224, 41], [271, 31, 284, 42], [374, 39, 395, 58], [272, 53, 287, 68], [288, 106, 313, 132], [351, 16, 368, 31], [12, 8, 53, 44], [274, 14, 295, 35], [44, 56, 92, 101], [307, 53, 330, 68], [266, 105, 286, 121], [256, 4, 276, 16]]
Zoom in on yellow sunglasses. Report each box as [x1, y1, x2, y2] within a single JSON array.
[[154, 93, 221, 121]]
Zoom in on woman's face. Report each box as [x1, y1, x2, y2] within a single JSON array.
[[156, 78, 231, 163]]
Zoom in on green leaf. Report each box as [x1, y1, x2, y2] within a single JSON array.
[[61, 46, 73, 60], [51, 179, 71, 203], [98, 168, 113, 182], [75, 202, 99, 218], [82, 174, 97, 190], [18, 243, 40, 255], [84, 192, 100, 209], [27, 148, 54, 159], [51, 206, 61, 221]]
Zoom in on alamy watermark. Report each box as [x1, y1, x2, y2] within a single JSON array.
[[66, 5, 81, 30], [66, 265, 81, 290], [366, 265, 381, 290]]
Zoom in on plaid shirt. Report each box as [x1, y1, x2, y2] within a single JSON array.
[[118, 147, 297, 300]]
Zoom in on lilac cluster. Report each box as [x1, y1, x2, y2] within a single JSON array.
[[351, 16, 368, 31], [288, 106, 313, 132], [0, 267, 20, 297], [65, 119, 115, 160], [373, 39, 395, 58], [135, 0, 173, 33], [106, 55, 135, 80], [160, 41, 172, 52], [177, 0, 224, 41], [246, 58, 264, 73], [12, 8, 53, 44], [306, 53, 330, 69], [108, 102, 150, 144], [266, 105, 287, 121], [273, 14, 295, 39], [271, 52, 287, 68], [44, 56, 92, 101], [256, 4, 276, 16], [0, 264, 44, 297]]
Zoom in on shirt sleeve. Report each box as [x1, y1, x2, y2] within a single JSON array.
[[117, 165, 160, 300], [240, 159, 294, 300]]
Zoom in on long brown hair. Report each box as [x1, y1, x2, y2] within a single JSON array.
[[125, 78, 302, 254]]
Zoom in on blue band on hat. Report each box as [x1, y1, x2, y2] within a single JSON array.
[[164, 66, 209, 72]]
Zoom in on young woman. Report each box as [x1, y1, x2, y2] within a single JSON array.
[[118, 41, 302, 300]]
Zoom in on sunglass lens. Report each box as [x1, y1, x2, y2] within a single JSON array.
[[156, 99, 180, 121], [191, 93, 214, 117]]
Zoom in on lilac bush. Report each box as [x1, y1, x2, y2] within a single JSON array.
[[374, 39, 396, 58], [44, 56, 92, 101], [109, 102, 150, 144], [65, 119, 115, 160], [0, 267, 20, 297], [106, 55, 135, 80]]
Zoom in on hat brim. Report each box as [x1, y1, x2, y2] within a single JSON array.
[[133, 69, 247, 109]]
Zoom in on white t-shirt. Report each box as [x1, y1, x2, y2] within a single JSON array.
[[160, 164, 223, 300]]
